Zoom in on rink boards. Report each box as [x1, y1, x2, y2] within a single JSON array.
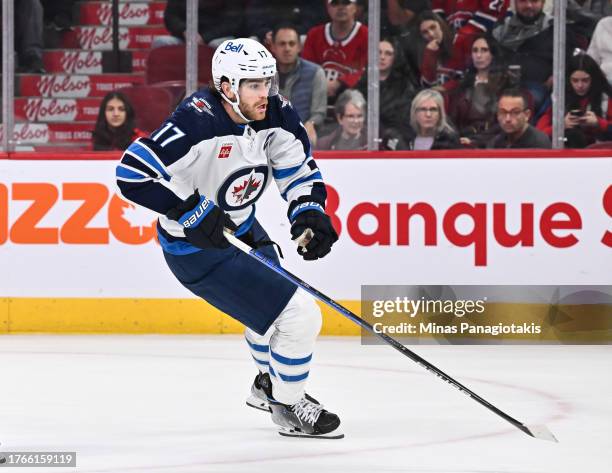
[[0, 151, 610, 336]]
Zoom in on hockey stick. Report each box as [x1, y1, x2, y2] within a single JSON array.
[[224, 229, 558, 442]]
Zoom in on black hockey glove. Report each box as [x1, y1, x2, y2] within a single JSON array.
[[289, 201, 338, 261], [166, 190, 237, 250]]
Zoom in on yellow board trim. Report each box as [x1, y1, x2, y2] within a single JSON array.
[[1, 298, 361, 335], [1, 298, 609, 342]]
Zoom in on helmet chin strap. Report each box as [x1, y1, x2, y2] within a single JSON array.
[[221, 88, 252, 123]]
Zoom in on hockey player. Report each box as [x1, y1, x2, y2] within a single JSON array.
[[115, 38, 342, 439]]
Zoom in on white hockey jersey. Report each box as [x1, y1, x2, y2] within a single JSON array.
[[116, 90, 326, 254]]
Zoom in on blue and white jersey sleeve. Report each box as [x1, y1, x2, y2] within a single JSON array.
[[266, 95, 327, 216], [115, 113, 199, 215]]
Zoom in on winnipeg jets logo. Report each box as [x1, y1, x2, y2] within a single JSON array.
[[217, 165, 269, 211], [278, 94, 290, 108], [189, 97, 214, 116], [232, 169, 261, 204]]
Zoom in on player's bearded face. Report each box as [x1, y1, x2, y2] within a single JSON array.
[[239, 79, 271, 121]]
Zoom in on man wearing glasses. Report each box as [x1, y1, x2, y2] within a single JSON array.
[[488, 89, 551, 149]]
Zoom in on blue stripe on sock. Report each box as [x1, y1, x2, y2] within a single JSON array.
[[277, 371, 309, 382], [270, 350, 312, 366], [251, 355, 269, 366], [246, 338, 269, 353]]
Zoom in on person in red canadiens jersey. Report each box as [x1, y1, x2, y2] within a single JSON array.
[[433, 0, 509, 71], [302, 0, 368, 102], [92, 92, 146, 151], [115, 38, 342, 439], [416, 11, 463, 88]]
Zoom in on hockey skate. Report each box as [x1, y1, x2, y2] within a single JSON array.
[[252, 372, 343, 439], [272, 396, 344, 439], [246, 372, 272, 412], [246, 372, 324, 415]]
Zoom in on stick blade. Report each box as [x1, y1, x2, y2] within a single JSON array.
[[523, 424, 558, 442]]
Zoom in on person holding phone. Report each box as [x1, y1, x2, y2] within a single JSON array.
[[536, 51, 612, 148]]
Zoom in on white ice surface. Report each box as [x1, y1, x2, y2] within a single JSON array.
[[0, 335, 610, 473]]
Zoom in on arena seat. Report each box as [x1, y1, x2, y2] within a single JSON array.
[[117, 85, 174, 132], [585, 141, 612, 149], [145, 45, 215, 85]]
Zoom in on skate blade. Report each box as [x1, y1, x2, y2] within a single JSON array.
[[246, 395, 272, 413], [278, 427, 344, 439]]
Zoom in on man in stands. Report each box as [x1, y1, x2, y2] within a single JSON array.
[[156, 0, 247, 48], [271, 23, 327, 147], [488, 89, 551, 149], [15, 0, 45, 73], [302, 0, 368, 102], [493, 0, 577, 113]]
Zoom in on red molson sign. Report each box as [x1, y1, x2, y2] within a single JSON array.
[[78, 2, 164, 25], [43, 51, 148, 74], [16, 98, 101, 122], [35, 75, 92, 98], [59, 51, 102, 74], [72, 26, 167, 50], [20, 74, 143, 97]]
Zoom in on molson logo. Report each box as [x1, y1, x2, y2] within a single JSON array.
[[0, 183, 157, 245], [23, 99, 78, 122], [59, 51, 102, 74], [78, 27, 129, 49], [0, 124, 49, 143], [96, 3, 150, 25], [36, 75, 92, 98]]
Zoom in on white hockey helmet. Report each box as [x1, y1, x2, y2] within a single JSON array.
[[212, 38, 278, 122]]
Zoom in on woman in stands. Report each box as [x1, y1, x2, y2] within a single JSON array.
[[415, 10, 462, 89], [448, 35, 510, 148], [383, 88, 461, 150], [536, 51, 612, 148], [317, 89, 367, 151], [355, 37, 417, 131], [92, 92, 147, 151]]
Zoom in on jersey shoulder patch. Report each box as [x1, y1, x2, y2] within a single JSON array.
[[169, 89, 241, 144]]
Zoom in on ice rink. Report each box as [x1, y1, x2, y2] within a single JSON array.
[[0, 335, 610, 473]]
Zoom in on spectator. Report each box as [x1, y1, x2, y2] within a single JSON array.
[[15, 0, 45, 73], [449, 35, 510, 148], [317, 89, 367, 150], [384, 89, 461, 150], [387, 0, 431, 31], [245, 0, 327, 48], [492, 0, 577, 113], [433, 0, 509, 33], [92, 92, 147, 151], [536, 52, 612, 148], [41, 0, 75, 31], [567, 0, 611, 45], [356, 37, 417, 131], [415, 11, 463, 88], [488, 89, 551, 148], [153, 0, 247, 49], [433, 0, 510, 72], [270, 23, 327, 146], [587, 16, 612, 83], [390, 1, 433, 79], [302, 0, 368, 101]]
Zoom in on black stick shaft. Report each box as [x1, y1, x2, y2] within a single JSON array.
[[229, 236, 535, 438]]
